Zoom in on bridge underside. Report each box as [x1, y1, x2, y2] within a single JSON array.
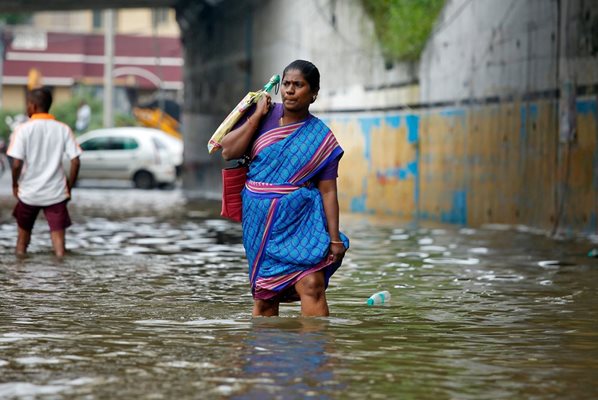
[[0, 0, 247, 198], [0, 0, 176, 12]]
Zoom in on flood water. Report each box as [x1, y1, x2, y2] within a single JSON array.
[[1, 187, 597, 399]]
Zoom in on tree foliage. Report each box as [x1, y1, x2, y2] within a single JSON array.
[[51, 96, 104, 134], [0, 109, 20, 141], [51, 95, 137, 134], [1, 94, 138, 141], [0, 14, 31, 25], [361, 0, 445, 61]]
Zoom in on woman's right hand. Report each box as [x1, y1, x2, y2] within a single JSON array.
[[221, 93, 271, 161], [327, 242, 346, 264], [255, 93, 272, 117]]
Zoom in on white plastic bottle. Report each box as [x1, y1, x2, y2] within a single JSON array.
[[367, 291, 391, 306]]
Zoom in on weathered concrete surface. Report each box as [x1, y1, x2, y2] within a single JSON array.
[[174, 0, 416, 198], [171, 0, 598, 234], [420, 0, 598, 103], [4, 0, 594, 234], [325, 95, 597, 234], [326, 0, 597, 234], [0, 1, 175, 12]]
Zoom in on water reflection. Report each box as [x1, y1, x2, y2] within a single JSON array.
[[0, 189, 597, 399], [232, 318, 342, 399]]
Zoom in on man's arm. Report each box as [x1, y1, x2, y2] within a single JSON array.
[[67, 156, 81, 198], [11, 158, 23, 199]]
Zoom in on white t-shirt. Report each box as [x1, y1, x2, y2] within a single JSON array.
[[7, 113, 83, 206]]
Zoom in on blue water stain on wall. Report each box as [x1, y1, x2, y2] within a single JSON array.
[[385, 115, 401, 129], [351, 195, 367, 213], [321, 116, 351, 127], [520, 106, 527, 141], [414, 147, 420, 218], [529, 104, 538, 119], [577, 99, 597, 115], [439, 108, 467, 130], [406, 115, 419, 144], [440, 108, 466, 118], [441, 191, 467, 225], [520, 103, 539, 141], [407, 161, 418, 176], [377, 158, 418, 181], [358, 117, 381, 165], [350, 177, 369, 213], [377, 167, 407, 180]]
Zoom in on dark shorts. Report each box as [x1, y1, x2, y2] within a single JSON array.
[[13, 200, 72, 232]]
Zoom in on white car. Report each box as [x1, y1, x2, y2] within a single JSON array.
[[74, 127, 182, 189]]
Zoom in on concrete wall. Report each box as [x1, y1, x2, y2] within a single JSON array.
[[420, 0, 560, 103], [177, 0, 597, 234], [248, 0, 419, 111], [322, 0, 596, 233], [330, 96, 597, 233], [177, 0, 417, 198]]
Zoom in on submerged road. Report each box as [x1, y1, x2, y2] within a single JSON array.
[[0, 168, 597, 399]]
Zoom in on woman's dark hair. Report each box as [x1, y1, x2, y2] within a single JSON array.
[[283, 60, 320, 92]]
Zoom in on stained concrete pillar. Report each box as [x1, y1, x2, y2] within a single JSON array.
[[175, 0, 255, 198]]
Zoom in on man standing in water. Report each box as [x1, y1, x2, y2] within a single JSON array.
[[7, 87, 82, 257]]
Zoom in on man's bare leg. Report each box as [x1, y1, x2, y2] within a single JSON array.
[[50, 230, 66, 257], [16, 227, 31, 257]]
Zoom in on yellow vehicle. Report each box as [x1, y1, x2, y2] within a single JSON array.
[[132, 105, 182, 140]]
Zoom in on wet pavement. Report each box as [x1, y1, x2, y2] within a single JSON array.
[[1, 174, 597, 399]]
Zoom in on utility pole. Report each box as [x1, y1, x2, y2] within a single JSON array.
[[103, 9, 115, 128]]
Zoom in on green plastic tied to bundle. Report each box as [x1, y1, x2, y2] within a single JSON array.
[[207, 74, 281, 154]]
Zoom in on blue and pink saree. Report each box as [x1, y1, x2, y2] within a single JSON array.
[[242, 111, 349, 301]]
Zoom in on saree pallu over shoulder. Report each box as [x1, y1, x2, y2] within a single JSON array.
[[242, 116, 349, 301]]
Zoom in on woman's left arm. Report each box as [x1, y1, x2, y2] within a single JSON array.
[[318, 179, 346, 262]]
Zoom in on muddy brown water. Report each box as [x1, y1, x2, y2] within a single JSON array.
[[1, 188, 597, 399]]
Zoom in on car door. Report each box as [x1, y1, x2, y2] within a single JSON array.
[[102, 136, 140, 179], [78, 136, 111, 179]]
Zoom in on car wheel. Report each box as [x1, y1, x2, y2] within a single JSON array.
[[133, 171, 155, 189]]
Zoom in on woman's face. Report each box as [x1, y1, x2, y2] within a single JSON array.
[[281, 69, 316, 113]]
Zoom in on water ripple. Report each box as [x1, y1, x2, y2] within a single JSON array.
[[0, 191, 597, 399]]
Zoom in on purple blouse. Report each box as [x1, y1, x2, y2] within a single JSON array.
[[236, 103, 340, 181]]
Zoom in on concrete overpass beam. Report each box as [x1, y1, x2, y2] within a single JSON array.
[[175, 0, 253, 198]]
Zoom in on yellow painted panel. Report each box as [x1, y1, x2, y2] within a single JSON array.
[[327, 97, 597, 233]]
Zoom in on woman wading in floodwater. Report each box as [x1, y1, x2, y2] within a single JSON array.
[[221, 60, 349, 317]]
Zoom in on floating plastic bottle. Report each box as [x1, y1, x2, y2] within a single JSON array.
[[367, 291, 391, 306]]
